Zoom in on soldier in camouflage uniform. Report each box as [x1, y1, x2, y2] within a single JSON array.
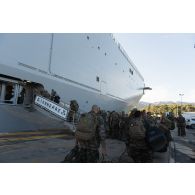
[[109, 111, 120, 139], [167, 112, 175, 130], [67, 100, 79, 123], [99, 110, 107, 130], [74, 105, 107, 163], [176, 113, 186, 136], [119, 111, 129, 141], [157, 114, 173, 152], [126, 110, 153, 163]]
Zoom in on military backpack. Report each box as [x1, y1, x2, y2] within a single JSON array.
[[75, 112, 98, 141], [128, 120, 146, 141], [145, 126, 167, 152]]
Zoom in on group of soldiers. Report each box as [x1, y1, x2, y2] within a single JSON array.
[[19, 83, 186, 163], [64, 103, 187, 163]]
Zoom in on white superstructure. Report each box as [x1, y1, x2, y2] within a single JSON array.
[[0, 33, 145, 112]]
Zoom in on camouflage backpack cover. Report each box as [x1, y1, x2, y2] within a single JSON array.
[[128, 120, 146, 141], [75, 112, 98, 141]]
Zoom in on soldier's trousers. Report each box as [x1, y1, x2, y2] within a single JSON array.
[[178, 127, 186, 136]]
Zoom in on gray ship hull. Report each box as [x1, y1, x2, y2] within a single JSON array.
[[0, 34, 144, 112]]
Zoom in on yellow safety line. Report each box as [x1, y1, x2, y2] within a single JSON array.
[[0, 128, 70, 136], [0, 134, 68, 143]]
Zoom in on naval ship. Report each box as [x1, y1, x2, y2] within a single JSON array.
[[0, 33, 145, 113]]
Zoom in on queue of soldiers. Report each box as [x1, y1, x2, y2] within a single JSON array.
[[63, 103, 188, 163], [18, 81, 186, 163]]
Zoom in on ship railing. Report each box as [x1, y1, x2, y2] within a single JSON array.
[[34, 95, 83, 125], [34, 95, 83, 128]]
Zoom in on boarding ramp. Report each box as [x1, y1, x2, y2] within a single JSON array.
[[0, 103, 74, 134]]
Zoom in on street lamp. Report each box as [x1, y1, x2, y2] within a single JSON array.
[[179, 93, 184, 114]]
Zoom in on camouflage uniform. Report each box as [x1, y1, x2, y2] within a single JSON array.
[[176, 115, 186, 136], [159, 117, 172, 142], [110, 111, 120, 139], [167, 113, 176, 130], [157, 117, 172, 152], [76, 111, 106, 163], [50, 89, 56, 101], [127, 117, 153, 163], [100, 110, 107, 131], [67, 100, 79, 123], [119, 113, 129, 141], [105, 111, 111, 137]]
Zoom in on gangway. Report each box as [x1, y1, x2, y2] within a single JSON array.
[[34, 95, 80, 132]]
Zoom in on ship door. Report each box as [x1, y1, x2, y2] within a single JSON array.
[[100, 81, 107, 95], [0, 80, 21, 105]]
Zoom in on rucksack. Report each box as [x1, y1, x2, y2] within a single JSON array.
[[75, 112, 98, 141], [128, 121, 146, 140], [145, 126, 167, 152]]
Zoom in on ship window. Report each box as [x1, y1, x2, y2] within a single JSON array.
[[104, 52, 107, 56], [96, 76, 100, 82], [87, 36, 90, 40], [98, 46, 100, 50]]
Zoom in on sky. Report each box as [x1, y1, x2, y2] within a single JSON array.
[[114, 34, 195, 103]]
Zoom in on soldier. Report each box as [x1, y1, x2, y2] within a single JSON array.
[[158, 114, 173, 152], [109, 111, 120, 139], [176, 113, 186, 136], [105, 111, 111, 137], [99, 110, 107, 132], [107, 111, 112, 137], [126, 110, 153, 163], [167, 112, 176, 130], [74, 105, 107, 163], [119, 111, 128, 140], [67, 100, 79, 123], [23, 82, 35, 111], [50, 89, 56, 101]]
